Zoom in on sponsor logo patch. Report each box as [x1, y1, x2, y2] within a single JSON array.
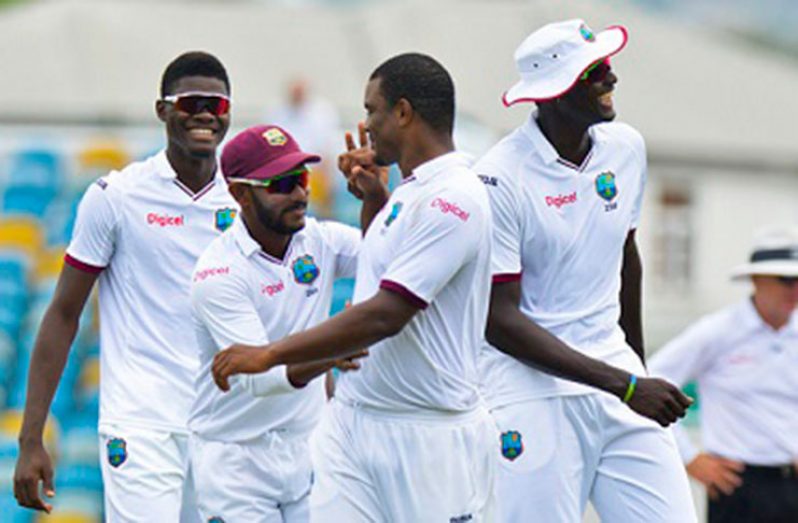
[[545, 191, 577, 209], [262, 128, 287, 146], [477, 174, 498, 187], [261, 280, 284, 297], [194, 266, 230, 282], [292, 254, 319, 285], [96, 178, 108, 190], [147, 212, 185, 227], [431, 197, 470, 222], [215, 207, 237, 232], [107, 437, 127, 468], [500, 430, 523, 461]]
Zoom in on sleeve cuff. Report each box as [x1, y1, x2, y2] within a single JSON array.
[[492, 273, 522, 283], [241, 365, 296, 397], [379, 279, 428, 309], [64, 253, 105, 274]]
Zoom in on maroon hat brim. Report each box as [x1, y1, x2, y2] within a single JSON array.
[[228, 151, 321, 180]]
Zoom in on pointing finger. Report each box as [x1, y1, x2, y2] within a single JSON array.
[[358, 122, 368, 148]]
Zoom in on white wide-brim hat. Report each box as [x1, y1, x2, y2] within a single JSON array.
[[730, 225, 798, 280], [503, 19, 628, 106]]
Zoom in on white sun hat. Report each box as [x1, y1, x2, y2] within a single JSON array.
[[503, 19, 628, 106], [730, 225, 798, 280]]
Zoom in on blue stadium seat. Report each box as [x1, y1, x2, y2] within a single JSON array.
[[330, 278, 355, 316], [1, 186, 57, 218], [6, 149, 63, 192]]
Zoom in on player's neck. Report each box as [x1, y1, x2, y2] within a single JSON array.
[[752, 294, 791, 331], [397, 131, 455, 179], [242, 213, 292, 261], [166, 148, 218, 193], [536, 113, 592, 168]]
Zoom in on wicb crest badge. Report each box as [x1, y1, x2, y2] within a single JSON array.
[[292, 254, 320, 285], [107, 437, 127, 468], [595, 171, 618, 202], [262, 128, 288, 146], [384, 201, 403, 227], [500, 430, 524, 461], [215, 208, 237, 232]]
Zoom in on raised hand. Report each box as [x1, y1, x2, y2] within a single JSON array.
[[338, 122, 389, 201], [625, 376, 693, 427]]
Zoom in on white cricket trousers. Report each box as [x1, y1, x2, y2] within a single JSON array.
[[491, 393, 698, 522], [98, 423, 201, 522], [309, 399, 498, 522]]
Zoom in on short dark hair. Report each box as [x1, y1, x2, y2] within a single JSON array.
[[370, 53, 455, 134], [160, 51, 230, 97]]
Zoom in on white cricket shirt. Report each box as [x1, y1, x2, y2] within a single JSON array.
[[65, 151, 238, 433], [189, 216, 360, 442], [649, 299, 798, 466], [335, 152, 492, 414], [477, 112, 648, 406]]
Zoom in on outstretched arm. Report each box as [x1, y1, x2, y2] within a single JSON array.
[[15, 264, 98, 512], [213, 288, 419, 391], [619, 230, 644, 362], [487, 279, 690, 427]]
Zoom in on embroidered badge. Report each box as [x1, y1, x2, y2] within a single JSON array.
[[292, 254, 319, 285], [262, 128, 287, 146], [107, 437, 127, 468], [579, 23, 596, 42], [214, 207, 237, 232], [500, 430, 523, 461], [208, 518, 226, 523], [384, 201, 403, 227], [595, 171, 619, 211]]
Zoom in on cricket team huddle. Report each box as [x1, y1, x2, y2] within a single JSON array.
[[11, 17, 798, 523]]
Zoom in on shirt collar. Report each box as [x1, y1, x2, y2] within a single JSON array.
[[154, 149, 225, 183], [521, 111, 604, 169], [407, 151, 469, 185], [231, 214, 303, 264], [737, 297, 798, 336]]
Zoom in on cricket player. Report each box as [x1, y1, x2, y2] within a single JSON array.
[[211, 53, 497, 522], [14, 52, 235, 521], [650, 226, 798, 523], [188, 124, 367, 522], [477, 20, 696, 521]]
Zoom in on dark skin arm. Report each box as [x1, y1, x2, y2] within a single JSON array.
[[286, 353, 366, 388], [338, 122, 390, 234], [213, 289, 417, 391], [486, 279, 691, 427], [619, 230, 645, 363], [14, 264, 99, 512]]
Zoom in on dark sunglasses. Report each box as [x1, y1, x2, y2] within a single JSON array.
[[162, 91, 231, 116], [777, 276, 798, 286], [580, 58, 612, 83], [229, 167, 310, 194]]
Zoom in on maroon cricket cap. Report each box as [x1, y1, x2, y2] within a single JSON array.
[[221, 125, 321, 181]]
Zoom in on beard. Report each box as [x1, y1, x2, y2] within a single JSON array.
[[251, 190, 306, 235]]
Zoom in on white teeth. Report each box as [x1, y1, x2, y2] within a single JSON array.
[[190, 129, 214, 136]]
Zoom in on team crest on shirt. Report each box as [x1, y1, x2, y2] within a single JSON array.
[[214, 207, 237, 232], [262, 128, 287, 146], [384, 201, 403, 227], [107, 437, 127, 468], [208, 518, 225, 523], [595, 171, 618, 211], [500, 430, 524, 461], [292, 254, 320, 285]]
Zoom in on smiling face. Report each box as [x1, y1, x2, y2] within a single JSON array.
[[157, 75, 231, 160], [554, 60, 618, 126], [232, 180, 309, 236], [363, 78, 401, 167]]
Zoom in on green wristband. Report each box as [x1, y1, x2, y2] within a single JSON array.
[[622, 374, 638, 403]]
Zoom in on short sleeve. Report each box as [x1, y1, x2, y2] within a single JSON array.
[[476, 162, 523, 282], [317, 220, 361, 279], [628, 131, 648, 230], [190, 264, 295, 396], [65, 178, 119, 272], [380, 191, 486, 308]]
